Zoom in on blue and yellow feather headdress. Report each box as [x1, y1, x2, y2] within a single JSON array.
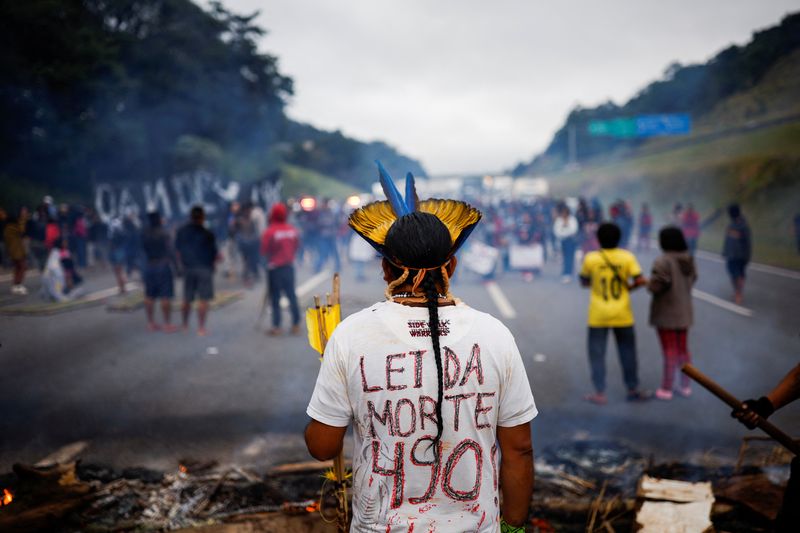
[[348, 161, 482, 266]]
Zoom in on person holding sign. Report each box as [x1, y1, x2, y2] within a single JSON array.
[[305, 163, 537, 533], [579, 222, 650, 405]]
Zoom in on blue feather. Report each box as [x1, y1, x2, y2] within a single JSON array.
[[404, 172, 419, 212], [376, 161, 409, 216]]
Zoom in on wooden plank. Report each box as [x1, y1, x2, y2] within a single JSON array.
[[635, 475, 714, 532], [638, 476, 713, 503], [35, 441, 89, 467]]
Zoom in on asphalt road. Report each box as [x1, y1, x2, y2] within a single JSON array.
[[1, 247, 798, 473]]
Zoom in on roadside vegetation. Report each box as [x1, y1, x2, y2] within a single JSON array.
[[523, 13, 800, 269]]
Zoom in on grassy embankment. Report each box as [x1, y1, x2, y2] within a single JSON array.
[[548, 48, 800, 269], [278, 164, 361, 199], [549, 121, 800, 270]]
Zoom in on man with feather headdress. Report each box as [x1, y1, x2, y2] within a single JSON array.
[[305, 163, 537, 533]]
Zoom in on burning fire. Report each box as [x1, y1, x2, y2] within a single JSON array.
[[305, 501, 319, 513], [178, 465, 188, 474], [1, 489, 12, 506]]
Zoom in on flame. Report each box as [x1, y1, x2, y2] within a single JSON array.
[[1, 489, 12, 506], [178, 465, 188, 474], [305, 501, 319, 513]]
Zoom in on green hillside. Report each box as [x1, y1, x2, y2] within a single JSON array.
[[278, 164, 362, 199], [549, 120, 800, 269], [530, 14, 800, 270], [517, 12, 800, 171]]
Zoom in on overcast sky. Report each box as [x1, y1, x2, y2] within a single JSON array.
[[208, 0, 798, 175]]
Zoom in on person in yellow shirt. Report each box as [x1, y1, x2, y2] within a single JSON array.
[[579, 222, 650, 404]]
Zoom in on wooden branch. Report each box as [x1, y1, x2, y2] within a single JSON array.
[[332, 273, 340, 306], [267, 460, 334, 476], [313, 296, 328, 351], [682, 364, 800, 455]]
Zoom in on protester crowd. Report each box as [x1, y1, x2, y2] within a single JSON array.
[[0, 191, 763, 352], [0, 197, 108, 298], [0, 187, 793, 531], [0, 192, 763, 307], [466, 197, 720, 281]]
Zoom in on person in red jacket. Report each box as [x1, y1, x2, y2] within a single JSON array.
[[681, 203, 701, 255], [260, 202, 301, 335]]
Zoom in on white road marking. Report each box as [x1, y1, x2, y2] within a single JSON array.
[[0, 270, 40, 283], [748, 263, 800, 280], [484, 281, 517, 319], [692, 288, 753, 317], [694, 250, 800, 281], [693, 250, 724, 264], [83, 282, 140, 302], [280, 270, 331, 308]]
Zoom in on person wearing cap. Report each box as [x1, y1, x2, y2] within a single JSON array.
[[305, 163, 537, 532], [260, 202, 301, 336]]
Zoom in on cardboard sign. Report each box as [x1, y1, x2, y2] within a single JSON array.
[[509, 244, 543, 270], [461, 242, 499, 276]]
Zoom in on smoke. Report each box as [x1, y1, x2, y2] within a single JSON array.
[[0, 0, 293, 206]]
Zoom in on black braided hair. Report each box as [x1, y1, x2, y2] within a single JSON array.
[[421, 273, 445, 445], [385, 212, 452, 446]]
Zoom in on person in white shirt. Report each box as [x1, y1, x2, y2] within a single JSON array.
[[305, 164, 537, 533], [553, 204, 579, 283]]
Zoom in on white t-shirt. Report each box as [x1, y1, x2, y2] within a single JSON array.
[[307, 300, 537, 533], [553, 215, 579, 240]]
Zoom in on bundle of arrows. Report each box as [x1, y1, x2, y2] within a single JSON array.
[[305, 273, 350, 532]]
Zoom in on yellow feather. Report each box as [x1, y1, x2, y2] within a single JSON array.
[[349, 198, 481, 254], [348, 201, 397, 246], [419, 199, 482, 244]]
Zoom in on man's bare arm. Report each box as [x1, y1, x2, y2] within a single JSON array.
[[497, 422, 534, 527], [767, 363, 800, 410], [304, 419, 347, 461], [733, 364, 800, 428]]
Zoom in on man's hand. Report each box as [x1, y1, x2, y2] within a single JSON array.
[[498, 422, 534, 527], [732, 397, 775, 429], [628, 275, 647, 291]]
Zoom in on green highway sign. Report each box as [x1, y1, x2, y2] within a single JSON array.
[[587, 118, 638, 138], [588, 114, 692, 138]]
